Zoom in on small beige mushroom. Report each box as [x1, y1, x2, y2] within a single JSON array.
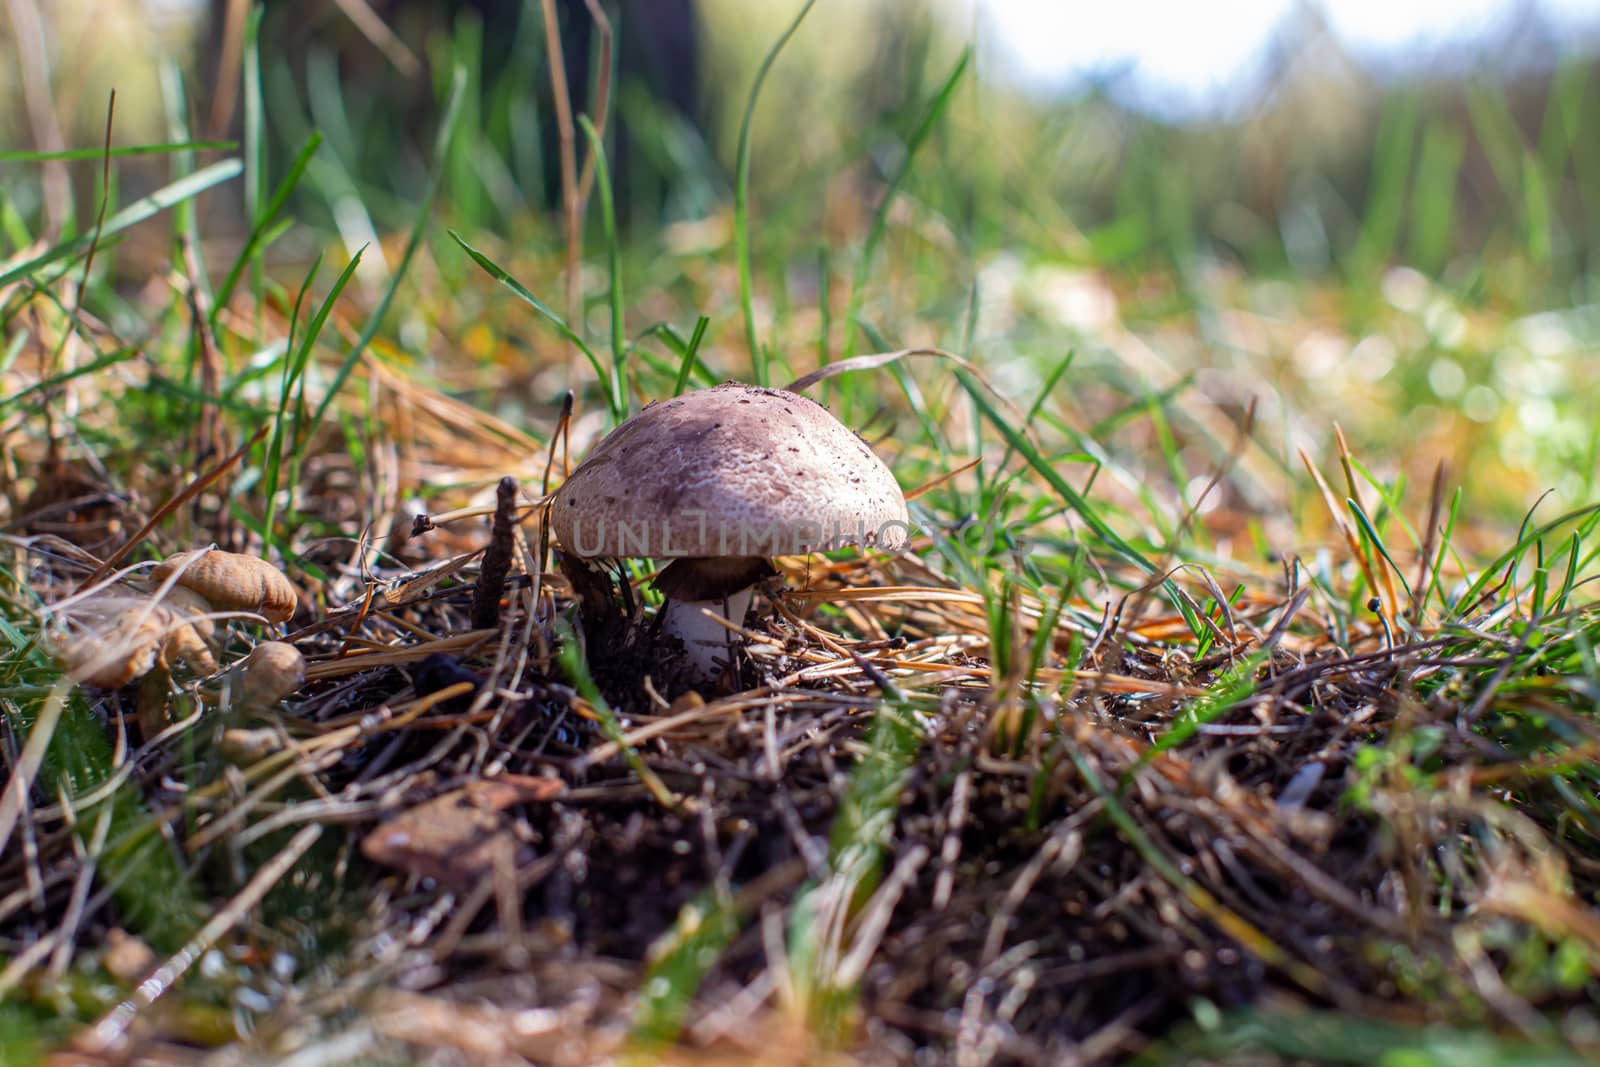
[[49, 593, 167, 689], [222, 640, 306, 709], [150, 549, 298, 625], [218, 727, 285, 764], [160, 585, 216, 641], [49, 587, 224, 688], [102, 929, 156, 983], [157, 585, 218, 675]]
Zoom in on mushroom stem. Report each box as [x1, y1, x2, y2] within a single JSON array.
[[660, 586, 756, 683]]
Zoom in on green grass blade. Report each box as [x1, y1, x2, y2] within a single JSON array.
[[1425, 486, 1464, 614], [579, 115, 627, 420], [1451, 504, 1600, 619], [672, 315, 711, 396], [1126, 650, 1267, 781], [3, 685, 198, 952], [0, 160, 242, 289], [1347, 497, 1415, 602], [955, 370, 1172, 597], [450, 230, 612, 405], [789, 681, 922, 1034], [242, 2, 266, 316], [1351, 92, 1417, 275], [1407, 120, 1464, 274], [1551, 532, 1582, 615], [212, 131, 324, 322], [0, 141, 234, 163], [305, 65, 468, 441], [263, 248, 365, 560], [734, 0, 816, 386], [839, 47, 971, 361], [1068, 743, 1315, 988], [629, 889, 741, 1048], [1522, 149, 1553, 264], [558, 622, 679, 808], [159, 60, 202, 266], [1465, 77, 1525, 203], [0, 348, 137, 411], [1166, 1007, 1596, 1066]]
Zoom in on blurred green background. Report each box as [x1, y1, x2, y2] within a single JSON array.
[[3, 0, 1599, 530]]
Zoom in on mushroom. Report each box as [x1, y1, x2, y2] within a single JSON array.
[[49, 588, 221, 688], [221, 640, 306, 709], [149, 549, 298, 625], [158, 585, 219, 675], [549, 383, 909, 683], [49, 593, 169, 689]]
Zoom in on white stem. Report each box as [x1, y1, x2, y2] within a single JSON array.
[[660, 586, 756, 682]]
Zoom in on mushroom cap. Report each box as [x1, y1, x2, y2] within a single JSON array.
[[49, 589, 224, 686], [49, 593, 167, 689], [157, 585, 219, 675], [550, 384, 909, 559], [159, 586, 217, 644], [150, 550, 298, 624], [227, 641, 306, 708]]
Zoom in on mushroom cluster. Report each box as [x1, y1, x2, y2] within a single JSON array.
[[49, 592, 211, 689], [550, 383, 909, 683], [48, 549, 302, 706]]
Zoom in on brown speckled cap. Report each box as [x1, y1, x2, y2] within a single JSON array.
[[550, 384, 909, 559]]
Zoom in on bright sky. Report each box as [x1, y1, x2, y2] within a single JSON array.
[[973, 0, 1600, 114]]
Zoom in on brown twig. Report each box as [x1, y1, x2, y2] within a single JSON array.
[[329, 0, 422, 78], [205, 0, 250, 138], [471, 476, 520, 630]]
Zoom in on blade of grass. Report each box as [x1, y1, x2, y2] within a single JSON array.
[[1168, 1008, 1595, 1065], [629, 889, 741, 1048], [1125, 649, 1268, 780], [993, 349, 1073, 472], [788, 665, 921, 1037], [242, 2, 266, 320], [1068, 744, 1327, 997], [1, 687, 198, 953], [264, 248, 366, 560], [1451, 504, 1600, 620], [1351, 91, 1417, 276], [559, 623, 681, 809], [1522, 149, 1553, 264], [0, 141, 234, 163], [839, 47, 971, 361], [451, 231, 615, 418], [0, 348, 137, 411], [1348, 497, 1415, 604], [0, 160, 242, 289], [304, 64, 468, 441], [211, 131, 324, 322], [734, 0, 816, 386], [955, 370, 1173, 599], [1464, 77, 1526, 207], [1551, 532, 1582, 616], [1407, 119, 1464, 275], [671, 315, 710, 396], [578, 114, 627, 418]]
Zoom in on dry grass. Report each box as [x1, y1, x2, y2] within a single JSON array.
[[2, 296, 1598, 1063]]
